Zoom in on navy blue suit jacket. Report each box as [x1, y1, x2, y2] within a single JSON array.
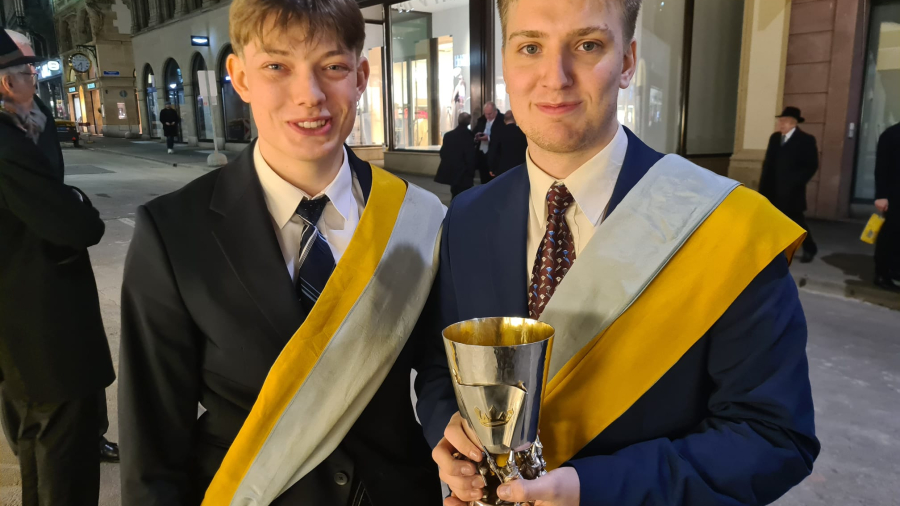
[[414, 129, 820, 505]]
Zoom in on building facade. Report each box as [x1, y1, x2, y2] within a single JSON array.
[[730, 0, 899, 220], [123, 0, 897, 219], [54, 0, 140, 137]]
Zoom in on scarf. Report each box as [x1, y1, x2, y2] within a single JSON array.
[[0, 98, 46, 144]]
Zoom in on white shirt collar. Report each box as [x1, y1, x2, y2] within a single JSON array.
[[784, 127, 797, 142], [526, 123, 628, 226], [253, 143, 355, 229]]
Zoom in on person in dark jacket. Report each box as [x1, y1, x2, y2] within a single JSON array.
[[0, 28, 115, 506], [488, 109, 528, 176], [435, 112, 477, 198], [472, 102, 504, 184], [874, 122, 900, 291], [759, 107, 819, 263], [160, 103, 180, 153]]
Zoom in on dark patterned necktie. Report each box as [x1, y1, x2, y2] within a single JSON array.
[[295, 196, 336, 314], [529, 183, 577, 320]]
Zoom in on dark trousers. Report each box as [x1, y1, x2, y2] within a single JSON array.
[[787, 211, 818, 256], [450, 183, 472, 200], [166, 136, 175, 150], [476, 151, 493, 185], [97, 390, 108, 440], [0, 385, 100, 506], [875, 209, 899, 277]]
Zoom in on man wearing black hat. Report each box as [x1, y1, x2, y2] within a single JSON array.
[[759, 107, 820, 263], [0, 28, 115, 505]]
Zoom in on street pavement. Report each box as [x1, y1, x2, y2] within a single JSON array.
[[1, 144, 898, 505]]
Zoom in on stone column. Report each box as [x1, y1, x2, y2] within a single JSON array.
[[149, 0, 164, 26], [136, 89, 152, 139], [156, 87, 167, 142], [175, 0, 189, 16], [727, 0, 792, 190], [211, 89, 226, 150], [181, 83, 199, 146]]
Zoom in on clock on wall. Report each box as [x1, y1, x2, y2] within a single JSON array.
[[70, 53, 91, 73]]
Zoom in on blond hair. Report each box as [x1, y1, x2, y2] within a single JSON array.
[[497, 0, 642, 46], [229, 0, 365, 56]]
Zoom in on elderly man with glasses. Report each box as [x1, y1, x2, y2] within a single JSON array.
[[0, 29, 116, 506]]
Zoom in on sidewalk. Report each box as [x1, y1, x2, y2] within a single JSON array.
[[83, 136, 238, 168], [792, 219, 899, 310]]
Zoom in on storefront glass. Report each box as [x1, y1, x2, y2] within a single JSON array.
[[164, 59, 185, 142], [347, 22, 386, 146], [854, 0, 900, 201], [389, 0, 470, 150], [192, 55, 215, 142], [145, 66, 160, 138]]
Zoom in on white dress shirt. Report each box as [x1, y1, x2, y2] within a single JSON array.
[[480, 118, 495, 153], [253, 144, 365, 281], [525, 124, 628, 281], [783, 127, 796, 144]]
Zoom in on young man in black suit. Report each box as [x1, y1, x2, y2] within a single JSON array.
[[874, 122, 900, 291], [759, 106, 820, 263], [0, 28, 115, 506], [435, 112, 477, 198], [117, 1, 445, 505]]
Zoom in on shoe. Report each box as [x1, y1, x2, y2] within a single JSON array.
[[799, 251, 816, 264], [874, 275, 900, 292], [168, 149, 174, 154], [100, 438, 120, 463]]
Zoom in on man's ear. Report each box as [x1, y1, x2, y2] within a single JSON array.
[[226, 53, 252, 104], [620, 38, 637, 90], [356, 55, 371, 101]]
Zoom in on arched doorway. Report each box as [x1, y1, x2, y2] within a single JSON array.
[[163, 58, 185, 142], [191, 53, 214, 142], [218, 45, 252, 142], [144, 64, 160, 138]]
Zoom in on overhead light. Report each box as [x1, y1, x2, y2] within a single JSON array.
[[191, 36, 210, 46], [169, 83, 177, 89], [225, 75, 231, 81]]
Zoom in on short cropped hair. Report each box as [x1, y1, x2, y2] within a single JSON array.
[[497, 0, 641, 45], [458, 112, 472, 127], [229, 0, 365, 57]]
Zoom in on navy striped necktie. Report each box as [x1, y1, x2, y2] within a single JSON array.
[[295, 196, 336, 314]]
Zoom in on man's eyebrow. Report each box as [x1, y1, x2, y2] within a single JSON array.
[[508, 26, 611, 40], [259, 47, 350, 58]]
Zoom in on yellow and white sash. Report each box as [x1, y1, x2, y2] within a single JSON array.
[[202, 167, 445, 506], [537, 155, 805, 468]]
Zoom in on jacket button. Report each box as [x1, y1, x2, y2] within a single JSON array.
[[334, 472, 349, 486]]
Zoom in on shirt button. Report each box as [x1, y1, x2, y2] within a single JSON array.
[[334, 472, 349, 486]]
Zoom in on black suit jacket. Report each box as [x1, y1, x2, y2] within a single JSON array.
[[489, 123, 528, 176], [34, 96, 64, 181], [0, 108, 114, 404], [118, 144, 439, 506], [759, 129, 819, 215], [875, 123, 900, 202], [435, 125, 476, 187]]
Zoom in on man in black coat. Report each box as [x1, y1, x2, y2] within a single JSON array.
[[435, 112, 476, 198], [0, 29, 115, 506], [759, 107, 819, 263], [488, 109, 528, 177], [472, 101, 504, 184], [874, 122, 900, 291], [160, 103, 180, 153]]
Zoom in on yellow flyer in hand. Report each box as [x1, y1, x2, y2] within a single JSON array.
[[861, 214, 885, 244]]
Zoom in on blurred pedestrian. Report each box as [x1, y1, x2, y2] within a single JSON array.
[[874, 122, 900, 291], [759, 107, 819, 263], [160, 103, 180, 154], [0, 28, 115, 506], [473, 101, 504, 184], [435, 112, 476, 198], [489, 109, 528, 177]]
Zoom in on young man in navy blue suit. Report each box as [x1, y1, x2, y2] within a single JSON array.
[[414, 0, 819, 505]]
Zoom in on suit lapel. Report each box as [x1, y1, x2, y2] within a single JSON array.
[[456, 167, 530, 318], [346, 145, 373, 203], [209, 142, 305, 344], [606, 127, 665, 218]]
